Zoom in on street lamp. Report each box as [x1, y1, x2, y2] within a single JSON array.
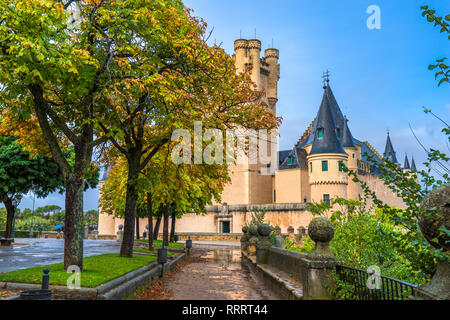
[[11, 194, 22, 239]]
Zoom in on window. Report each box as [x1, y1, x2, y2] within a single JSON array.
[[352, 153, 355, 159], [222, 221, 230, 234], [317, 128, 323, 138], [323, 194, 330, 204], [287, 156, 293, 165], [336, 128, 340, 139], [303, 197, 307, 203], [338, 160, 343, 172], [322, 160, 328, 172], [310, 162, 312, 173], [273, 190, 276, 203]]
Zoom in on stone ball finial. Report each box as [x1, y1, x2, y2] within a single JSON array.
[[308, 217, 334, 243], [287, 226, 294, 234], [419, 184, 450, 252], [257, 224, 272, 237], [242, 226, 249, 234], [118, 224, 123, 231], [274, 226, 281, 235], [249, 225, 258, 236]]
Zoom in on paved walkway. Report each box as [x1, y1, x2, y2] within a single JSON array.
[[0, 238, 121, 273], [138, 244, 279, 300]]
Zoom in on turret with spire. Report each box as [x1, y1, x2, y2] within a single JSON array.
[[411, 156, 417, 172], [383, 131, 399, 165], [403, 153, 411, 173], [307, 75, 349, 203]]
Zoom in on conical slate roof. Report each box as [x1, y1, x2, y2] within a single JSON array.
[[411, 157, 417, 171], [309, 87, 346, 156], [403, 154, 410, 169], [383, 133, 398, 163], [341, 116, 356, 149]]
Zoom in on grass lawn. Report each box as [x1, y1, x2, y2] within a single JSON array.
[[0, 254, 156, 288], [134, 239, 184, 249], [133, 248, 175, 256]]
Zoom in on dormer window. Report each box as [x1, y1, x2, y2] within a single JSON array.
[[287, 156, 293, 165], [336, 128, 341, 139], [317, 128, 323, 139]]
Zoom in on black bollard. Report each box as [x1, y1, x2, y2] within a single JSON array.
[[42, 268, 50, 290], [157, 241, 167, 278], [186, 237, 192, 254], [19, 268, 52, 300]]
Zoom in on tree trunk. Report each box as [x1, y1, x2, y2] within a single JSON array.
[[153, 214, 162, 240], [3, 197, 15, 239], [136, 216, 140, 240], [147, 193, 154, 251], [120, 158, 140, 257], [162, 204, 170, 247], [170, 209, 176, 242], [64, 177, 85, 270]]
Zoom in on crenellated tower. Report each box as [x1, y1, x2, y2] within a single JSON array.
[[218, 38, 281, 205]]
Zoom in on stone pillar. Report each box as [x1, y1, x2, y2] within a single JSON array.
[[303, 217, 336, 299], [273, 226, 284, 248], [297, 226, 305, 243], [247, 225, 258, 256], [240, 226, 249, 251], [116, 224, 124, 240], [413, 185, 450, 300], [256, 224, 272, 264], [287, 226, 297, 243]]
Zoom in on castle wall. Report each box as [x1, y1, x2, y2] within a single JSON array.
[[274, 168, 302, 203], [360, 173, 406, 209], [98, 203, 313, 236]]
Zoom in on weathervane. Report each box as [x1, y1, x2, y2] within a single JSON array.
[[322, 70, 330, 87]]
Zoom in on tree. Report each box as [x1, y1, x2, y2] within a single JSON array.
[[95, 1, 278, 257], [0, 0, 121, 269], [0, 136, 63, 238], [421, 6, 450, 86], [83, 209, 98, 227], [100, 140, 231, 249]]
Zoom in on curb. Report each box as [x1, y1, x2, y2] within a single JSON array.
[[0, 252, 187, 300]]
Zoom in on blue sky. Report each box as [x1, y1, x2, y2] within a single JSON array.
[[15, 0, 450, 212]]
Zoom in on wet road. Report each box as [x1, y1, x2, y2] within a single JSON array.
[[0, 238, 121, 273], [165, 244, 279, 300]]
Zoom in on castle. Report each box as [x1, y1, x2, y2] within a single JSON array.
[[98, 38, 414, 238]]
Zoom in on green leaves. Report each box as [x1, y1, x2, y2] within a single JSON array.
[[421, 6, 450, 86]]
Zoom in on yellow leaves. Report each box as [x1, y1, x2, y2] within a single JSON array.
[[54, 2, 64, 18]]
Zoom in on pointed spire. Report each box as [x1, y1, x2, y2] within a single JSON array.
[[383, 132, 398, 163], [403, 153, 410, 169], [309, 87, 346, 156], [411, 156, 417, 171], [325, 84, 344, 129], [341, 116, 356, 149]]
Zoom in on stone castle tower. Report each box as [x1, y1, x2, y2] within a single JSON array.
[[218, 39, 280, 205]]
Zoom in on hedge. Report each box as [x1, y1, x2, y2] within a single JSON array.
[[1, 230, 39, 238]]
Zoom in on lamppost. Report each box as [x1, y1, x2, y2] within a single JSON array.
[[29, 192, 35, 238], [11, 194, 22, 239]]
